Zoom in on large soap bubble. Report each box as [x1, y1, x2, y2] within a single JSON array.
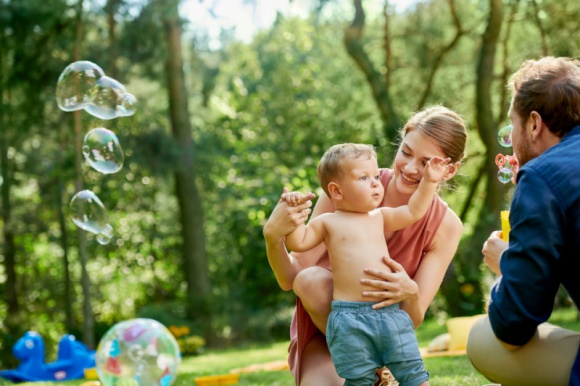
[[85, 76, 128, 120], [498, 125, 512, 147], [96, 319, 181, 386], [56, 61, 105, 112], [70, 190, 110, 235], [82, 127, 124, 174]]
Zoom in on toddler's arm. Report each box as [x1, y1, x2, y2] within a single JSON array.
[[382, 156, 450, 231], [284, 216, 327, 253], [280, 191, 327, 252]]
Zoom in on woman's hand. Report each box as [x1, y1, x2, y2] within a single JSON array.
[[360, 256, 419, 310], [482, 230, 508, 276], [263, 188, 316, 241]]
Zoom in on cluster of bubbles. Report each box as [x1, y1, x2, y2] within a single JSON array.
[[56, 60, 136, 244], [56, 61, 136, 119], [496, 125, 513, 184], [96, 319, 181, 386]]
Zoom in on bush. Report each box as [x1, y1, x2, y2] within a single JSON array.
[[177, 335, 206, 356]]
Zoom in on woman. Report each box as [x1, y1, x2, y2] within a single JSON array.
[[263, 106, 467, 386]]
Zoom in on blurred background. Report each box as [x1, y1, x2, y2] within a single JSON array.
[[0, 0, 578, 367]]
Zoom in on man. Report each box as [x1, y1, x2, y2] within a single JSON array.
[[467, 56, 580, 386]]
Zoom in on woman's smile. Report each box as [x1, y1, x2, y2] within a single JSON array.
[[400, 172, 419, 185]]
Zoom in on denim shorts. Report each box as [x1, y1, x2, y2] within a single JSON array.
[[326, 301, 429, 386]]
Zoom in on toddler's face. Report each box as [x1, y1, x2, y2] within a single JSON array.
[[335, 157, 383, 212]]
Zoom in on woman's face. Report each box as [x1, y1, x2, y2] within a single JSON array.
[[393, 129, 449, 196]]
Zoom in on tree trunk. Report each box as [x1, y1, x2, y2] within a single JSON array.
[[344, 0, 400, 143], [416, 0, 465, 110], [0, 0, 19, 317], [0, 100, 18, 317], [444, 0, 504, 316], [162, 1, 212, 338], [57, 118, 75, 331], [73, 0, 95, 348], [106, 0, 120, 80]]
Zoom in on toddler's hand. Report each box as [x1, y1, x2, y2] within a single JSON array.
[[281, 191, 313, 207], [424, 156, 451, 183]]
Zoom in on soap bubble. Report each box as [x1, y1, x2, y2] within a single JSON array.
[[498, 168, 513, 184], [498, 125, 512, 147], [56, 61, 105, 112], [96, 319, 181, 386], [70, 190, 109, 235], [96, 224, 114, 245], [117, 93, 138, 117], [82, 128, 124, 174], [85, 76, 128, 120]]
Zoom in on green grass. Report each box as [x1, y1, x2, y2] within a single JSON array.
[[1, 308, 578, 386]]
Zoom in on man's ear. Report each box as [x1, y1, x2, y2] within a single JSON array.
[[529, 111, 545, 142], [328, 182, 343, 200]]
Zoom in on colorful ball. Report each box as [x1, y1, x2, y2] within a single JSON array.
[[96, 319, 181, 386]]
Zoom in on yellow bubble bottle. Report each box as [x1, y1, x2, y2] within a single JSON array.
[[500, 211, 510, 242]]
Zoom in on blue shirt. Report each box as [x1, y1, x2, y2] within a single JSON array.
[[488, 125, 580, 385]]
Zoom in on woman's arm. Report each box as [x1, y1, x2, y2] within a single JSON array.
[[362, 208, 462, 327], [404, 208, 462, 326], [263, 189, 335, 291]]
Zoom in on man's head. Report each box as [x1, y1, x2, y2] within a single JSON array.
[[508, 57, 580, 166]]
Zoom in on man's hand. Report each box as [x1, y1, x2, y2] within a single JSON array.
[[482, 230, 508, 276]]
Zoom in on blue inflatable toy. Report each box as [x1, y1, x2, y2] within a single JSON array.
[[0, 331, 96, 382]]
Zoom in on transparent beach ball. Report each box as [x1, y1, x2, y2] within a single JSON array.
[[96, 319, 181, 386]]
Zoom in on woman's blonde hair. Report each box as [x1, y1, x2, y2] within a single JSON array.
[[400, 105, 467, 164]]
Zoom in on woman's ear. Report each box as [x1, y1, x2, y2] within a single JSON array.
[[328, 182, 343, 200], [443, 162, 461, 181]]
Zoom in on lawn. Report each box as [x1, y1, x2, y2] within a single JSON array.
[[1, 308, 577, 386]]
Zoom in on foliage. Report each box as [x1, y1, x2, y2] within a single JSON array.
[[177, 335, 206, 356]]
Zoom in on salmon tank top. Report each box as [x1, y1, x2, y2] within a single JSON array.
[[287, 168, 449, 384]]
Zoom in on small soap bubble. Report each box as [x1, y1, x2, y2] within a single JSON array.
[[117, 93, 137, 117], [85, 76, 127, 120], [497, 168, 513, 184], [97, 224, 114, 245], [82, 128, 124, 174], [498, 125, 513, 147], [56, 61, 105, 112], [70, 190, 109, 235]]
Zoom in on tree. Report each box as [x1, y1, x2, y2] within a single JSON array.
[[443, 0, 505, 315], [159, 0, 212, 337]]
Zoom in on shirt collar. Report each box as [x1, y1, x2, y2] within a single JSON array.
[[564, 125, 580, 139]]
